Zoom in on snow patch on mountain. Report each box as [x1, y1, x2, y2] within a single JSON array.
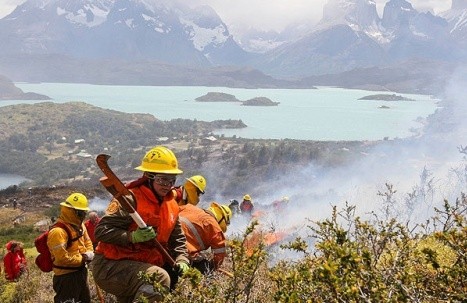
[[57, 4, 109, 27], [142, 13, 168, 33], [440, 0, 467, 39], [364, 25, 391, 44], [241, 38, 285, 53], [181, 18, 228, 51]]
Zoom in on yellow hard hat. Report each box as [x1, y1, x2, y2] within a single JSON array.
[[186, 175, 206, 194], [207, 202, 232, 232], [281, 196, 289, 203], [60, 193, 90, 211], [135, 146, 183, 174], [243, 194, 252, 201]]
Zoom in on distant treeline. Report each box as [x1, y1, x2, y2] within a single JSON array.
[[0, 102, 371, 197]]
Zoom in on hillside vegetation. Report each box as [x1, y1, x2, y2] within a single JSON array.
[[0, 186, 465, 302], [0, 101, 466, 302], [0, 102, 370, 198]]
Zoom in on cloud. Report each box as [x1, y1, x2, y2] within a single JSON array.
[[0, 0, 24, 18], [0, 1, 453, 30], [185, 0, 452, 32]]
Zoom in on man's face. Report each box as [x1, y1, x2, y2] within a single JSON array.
[[147, 173, 176, 197], [75, 209, 88, 221]]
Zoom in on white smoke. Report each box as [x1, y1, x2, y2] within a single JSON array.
[[88, 197, 111, 213], [220, 67, 467, 245]]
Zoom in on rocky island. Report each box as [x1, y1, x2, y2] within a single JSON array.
[[242, 97, 280, 106], [195, 92, 279, 106], [195, 92, 241, 102], [358, 94, 415, 101]]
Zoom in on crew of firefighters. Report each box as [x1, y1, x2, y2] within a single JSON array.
[[3, 145, 283, 302]]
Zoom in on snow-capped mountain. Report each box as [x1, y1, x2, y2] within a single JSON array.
[[441, 0, 467, 43], [249, 0, 465, 77], [0, 0, 250, 66], [321, 0, 380, 30], [0, 0, 466, 82]]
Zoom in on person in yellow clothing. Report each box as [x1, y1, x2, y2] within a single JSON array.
[[179, 202, 232, 274], [92, 146, 189, 303], [47, 192, 94, 303], [172, 175, 206, 206]]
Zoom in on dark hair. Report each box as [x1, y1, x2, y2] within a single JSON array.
[[8, 241, 20, 251]]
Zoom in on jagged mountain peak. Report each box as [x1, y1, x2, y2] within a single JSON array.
[[321, 0, 379, 30], [440, 0, 467, 41], [381, 0, 417, 29], [0, 0, 250, 66]]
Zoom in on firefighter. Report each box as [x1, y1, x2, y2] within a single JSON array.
[[272, 196, 290, 212], [92, 146, 189, 303], [48, 193, 94, 303], [179, 202, 232, 274], [240, 194, 254, 215], [3, 240, 27, 281], [84, 211, 100, 249], [228, 199, 240, 215], [172, 175, 206, 206]]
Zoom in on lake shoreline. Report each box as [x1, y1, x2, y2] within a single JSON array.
[[1, 83, 439, 141]]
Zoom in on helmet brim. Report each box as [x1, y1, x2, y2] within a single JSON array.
[[60, 201, 90, 211]]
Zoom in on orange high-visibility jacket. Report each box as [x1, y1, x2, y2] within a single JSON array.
[[96, 183, 185, 266], [179, 204, 226, 268]]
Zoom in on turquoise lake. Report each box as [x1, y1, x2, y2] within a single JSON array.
[[2, 83, 440, 141]]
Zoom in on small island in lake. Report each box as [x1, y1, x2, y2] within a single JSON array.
[[195, 92, 241, 102], [242, 97, 280, 106], [358, 94, 415, 101], [195, 92, 279, 106]]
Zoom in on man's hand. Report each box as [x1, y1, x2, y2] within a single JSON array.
[[82, 251, 95, 262], [177, 262, 190, 275], [131, 226, 157, 243]]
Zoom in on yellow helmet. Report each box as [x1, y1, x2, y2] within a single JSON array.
[[207, 202, 232, 232], [186, 175, 206, 194], [281, 196, 289, 203], [135, 146, 183, 174], [60, 193, 90, 211], [243, 194, 252, 201]]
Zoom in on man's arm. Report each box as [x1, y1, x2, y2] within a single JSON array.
[[94, 198, 134, 246], [167, 217, 190, 264]]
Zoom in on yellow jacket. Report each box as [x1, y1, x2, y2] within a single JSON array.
[[47, 206, 93, 275]]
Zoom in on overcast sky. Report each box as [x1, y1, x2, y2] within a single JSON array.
[[0, 0, 452, 31]]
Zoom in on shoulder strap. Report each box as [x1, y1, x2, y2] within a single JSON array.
[[52, 222, 81, 247], [49, 222, 86, 271]]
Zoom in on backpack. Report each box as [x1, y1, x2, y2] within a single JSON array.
[[34, 222, 81, 272]]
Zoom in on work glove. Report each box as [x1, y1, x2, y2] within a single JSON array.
[[82, 251, 94, 262], [131, 226, 157, 243], [177, 262, 190, 275]]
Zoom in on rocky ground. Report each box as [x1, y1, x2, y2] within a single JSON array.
[[0, 184, 105, 214]]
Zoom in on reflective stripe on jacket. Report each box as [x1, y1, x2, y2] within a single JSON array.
[[179, 204, 226, 268], [47, 218, 93, 276], [96, 183, 181, 266]]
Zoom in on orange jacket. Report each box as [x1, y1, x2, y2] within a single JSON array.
[[96, 183, 184, 266], [179, 204, 226, 268]]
